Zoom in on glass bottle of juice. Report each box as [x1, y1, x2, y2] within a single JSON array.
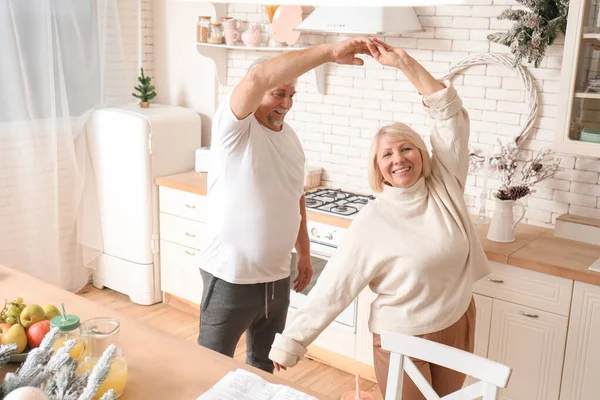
[[50, 314, 85, 360], [78, 317, 128, 399]]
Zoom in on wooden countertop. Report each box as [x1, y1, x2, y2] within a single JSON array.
[[0, 265, 327, 399], [156, 171, 600, 286]]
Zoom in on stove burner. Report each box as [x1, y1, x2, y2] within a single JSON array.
[[305, 188, 374, 216]]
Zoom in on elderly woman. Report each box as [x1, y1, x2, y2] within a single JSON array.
[[268, 39, 491, 399]]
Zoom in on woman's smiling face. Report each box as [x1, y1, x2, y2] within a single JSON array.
[[377, 137, 423, 188]]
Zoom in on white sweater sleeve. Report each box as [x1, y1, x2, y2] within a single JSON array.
[[423, 81, 470, 189], [269, 213, 376, 368]]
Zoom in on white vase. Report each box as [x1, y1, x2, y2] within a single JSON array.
[[487, 197, 526, 243]]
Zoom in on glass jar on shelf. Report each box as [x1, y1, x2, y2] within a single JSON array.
[[197, 16, 211, 43], [208, 22, 224, 44], [50, 314, 85, 360]]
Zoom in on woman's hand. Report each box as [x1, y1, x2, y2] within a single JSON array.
[[367, 38, 444, 95], [273, 361, 287, 372], [366, 38, 410, 69]]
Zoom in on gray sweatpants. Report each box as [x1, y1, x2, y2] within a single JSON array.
[[197, 269, 290, 373]]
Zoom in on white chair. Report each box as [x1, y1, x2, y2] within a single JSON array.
[[381, 330, 512, 400]]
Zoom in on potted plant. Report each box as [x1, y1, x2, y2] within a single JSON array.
[[132, 68, 156, 108]]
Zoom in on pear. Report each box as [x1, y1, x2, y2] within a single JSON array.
[[19, 304, 45, 329], [43, 304, 61, 321], [0, 324, 27, 353]]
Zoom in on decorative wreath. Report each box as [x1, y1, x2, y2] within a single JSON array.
[[440, 53, 539, 169]]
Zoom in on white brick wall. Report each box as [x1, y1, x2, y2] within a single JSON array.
[[214, 2, 600, 228]]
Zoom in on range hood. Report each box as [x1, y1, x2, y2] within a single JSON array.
[[295, 6, 423, 35]]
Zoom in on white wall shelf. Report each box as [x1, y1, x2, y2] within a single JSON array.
[[574, 92, 600, 99], [582, 33, 600, 39], [196, 42, 326, 94]]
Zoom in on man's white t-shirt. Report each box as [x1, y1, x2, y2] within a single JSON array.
[[199, 97, 305, 284]]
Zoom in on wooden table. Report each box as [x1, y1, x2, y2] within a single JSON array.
[[0, 265, 328, 399]]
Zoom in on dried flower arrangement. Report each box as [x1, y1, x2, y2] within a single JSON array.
[[490, 139, 561, 201]]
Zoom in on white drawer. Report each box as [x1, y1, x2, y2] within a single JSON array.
[[159, 186, 208, 222], [159, 213, 210, 251], [159, 239, 203, 305], [474, 261, 573, 316]]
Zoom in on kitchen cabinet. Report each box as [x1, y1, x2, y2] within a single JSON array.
[[560, 281, 600, 400], [555, 0, 600, 156], [158, 186, 208, 305], [471, 262, 572, 400], [488, 299, 568, 400]]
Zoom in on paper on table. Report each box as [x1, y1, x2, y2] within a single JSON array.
[[589, 257, 600, 272], [197, 369, 318, 400]]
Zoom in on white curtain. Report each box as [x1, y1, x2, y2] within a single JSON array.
[[0, 0, 135, 291]]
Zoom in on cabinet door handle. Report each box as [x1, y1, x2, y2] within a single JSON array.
[[185, 250, 196, 256], [487, 277, 504, 284], [520, 311, 539, 319], [185, 232, 196, 238], [185, 203, 196, 209]]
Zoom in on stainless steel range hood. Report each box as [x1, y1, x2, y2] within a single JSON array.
[[295, 6, 423, 35]]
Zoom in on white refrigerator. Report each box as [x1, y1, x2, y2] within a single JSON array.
[[86, 104, 202, 305]]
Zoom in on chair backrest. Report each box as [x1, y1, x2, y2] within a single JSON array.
[[380, 330, 512, 400]]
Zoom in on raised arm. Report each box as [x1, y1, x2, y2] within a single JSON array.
[[230, 38, 372, 120], [366, 39, 470, 188]]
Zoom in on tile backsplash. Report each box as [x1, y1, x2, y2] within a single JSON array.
[[215, 2, 600, 228]]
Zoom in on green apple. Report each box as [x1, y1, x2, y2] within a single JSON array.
[[43, 304, 61, 321], [0, 323, 27, 353], [19, 304, 45, 329]]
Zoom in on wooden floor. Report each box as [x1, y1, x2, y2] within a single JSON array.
[[77, 285, 383, 400]]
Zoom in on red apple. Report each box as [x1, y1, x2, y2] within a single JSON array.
[[26, 320, 51, 348], [0, 323, 11, 339]]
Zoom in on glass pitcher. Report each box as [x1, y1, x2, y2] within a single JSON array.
[[78, 317, 128, 399]]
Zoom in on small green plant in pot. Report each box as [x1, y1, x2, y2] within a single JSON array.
[[132, 68, 156, 108]]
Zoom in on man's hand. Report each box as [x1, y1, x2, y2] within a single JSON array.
[[328, 37, 372, 66], [293, 253, 313, 293], [366, 37, 410, 69]]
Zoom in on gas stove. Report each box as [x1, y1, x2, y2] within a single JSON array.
[[305, 188, 375, 217]]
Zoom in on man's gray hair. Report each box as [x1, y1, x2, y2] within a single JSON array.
[[246, 57, 298, 87]]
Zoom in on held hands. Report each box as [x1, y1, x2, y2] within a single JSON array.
[[293, 253, 313, 293], [329, 37, 410, 69]]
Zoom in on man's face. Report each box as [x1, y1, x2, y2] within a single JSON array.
[[254, 83, 296, 131]]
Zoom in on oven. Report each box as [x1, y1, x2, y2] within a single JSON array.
[[289, 220, 357, 331]]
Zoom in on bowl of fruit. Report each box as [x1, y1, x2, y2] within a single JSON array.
[[0, 297, 61, 363]]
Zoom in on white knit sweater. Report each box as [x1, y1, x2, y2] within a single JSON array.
[[269, 83, 491, 368]]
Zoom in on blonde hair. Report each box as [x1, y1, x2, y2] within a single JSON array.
[[368, 122, 432, 193]]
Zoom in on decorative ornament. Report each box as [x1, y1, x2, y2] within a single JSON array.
[[441, 53, 539, 172], [4, 387, 49, 400], [271, 5, 303, 46], [487, 0, 569, 67], [132, 68, 156, 108]]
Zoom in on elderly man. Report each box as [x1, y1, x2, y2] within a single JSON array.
[[198, 37, 371, 373]]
